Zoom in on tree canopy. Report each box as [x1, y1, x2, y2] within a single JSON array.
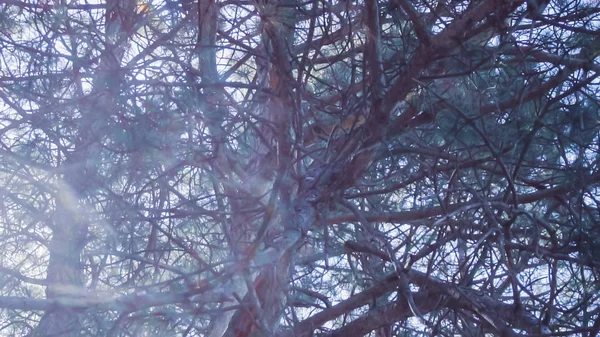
[[1, 0, 599, 336]]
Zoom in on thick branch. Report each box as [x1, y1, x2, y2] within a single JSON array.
[[331, 172, 600, 225]]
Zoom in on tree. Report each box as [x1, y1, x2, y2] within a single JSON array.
[[0, 0, 599, 336]]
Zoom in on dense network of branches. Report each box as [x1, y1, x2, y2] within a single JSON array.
[[0, 0, 599, 336]]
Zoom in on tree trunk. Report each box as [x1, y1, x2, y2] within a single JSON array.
[[30, 1, 137, 335]]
